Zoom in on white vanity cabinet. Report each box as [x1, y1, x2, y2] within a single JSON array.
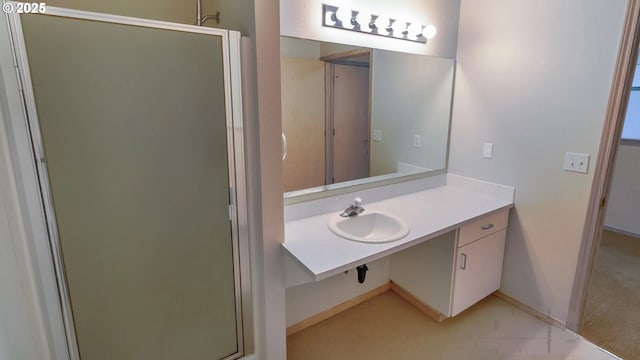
[[390, 209, 509, 319]]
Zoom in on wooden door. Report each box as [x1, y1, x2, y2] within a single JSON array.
[[332, 63, 370, 183], [281, 57, 326, 192]]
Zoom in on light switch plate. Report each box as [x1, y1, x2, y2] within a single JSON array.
[[372, 129, 382, 141], [413, 134, 421, 148], [482, 143, 493, 159], [564, 152, 590, 173]]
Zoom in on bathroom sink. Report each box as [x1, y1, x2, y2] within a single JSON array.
[[327, 211, 409, 243]]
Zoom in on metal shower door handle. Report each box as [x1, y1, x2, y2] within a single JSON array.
[[282, 132, 288, 161]]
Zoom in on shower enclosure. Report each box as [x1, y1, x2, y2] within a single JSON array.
[[4, 6, 248, 360]]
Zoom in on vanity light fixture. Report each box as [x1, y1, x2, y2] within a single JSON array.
[[322, 4, 436, 44]]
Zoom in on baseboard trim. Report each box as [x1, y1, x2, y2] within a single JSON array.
[[390, 281, 447, 323], [286, 282, 391, 336], [493, 291, 565, 329], [603, 225, 640, 239], [286, 286, 568, 337]]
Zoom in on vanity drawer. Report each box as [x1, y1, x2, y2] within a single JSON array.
[[458, 209, 509, 247]]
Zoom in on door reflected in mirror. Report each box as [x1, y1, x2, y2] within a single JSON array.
[[281, 36, 455, 197]]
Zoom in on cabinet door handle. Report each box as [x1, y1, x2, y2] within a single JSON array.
[[460, 253, 467, 270], [481, 223, 494, 230]]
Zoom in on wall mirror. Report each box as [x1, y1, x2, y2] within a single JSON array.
[[281, 36, 455, 201]]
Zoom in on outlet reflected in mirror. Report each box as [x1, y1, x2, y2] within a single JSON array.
[[281, 36, 454, 199]]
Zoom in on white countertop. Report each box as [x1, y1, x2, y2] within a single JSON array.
[[283, 183, 514, 282]]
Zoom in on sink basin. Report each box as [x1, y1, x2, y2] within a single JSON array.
[[327, 211, 410, 243]]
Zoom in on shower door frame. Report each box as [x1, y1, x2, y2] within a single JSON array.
[[4, 5, 251, 360]]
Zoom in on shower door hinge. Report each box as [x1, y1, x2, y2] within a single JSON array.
[[14, 65, 24, 92], [37, 147, 45, 163], [228, 204, 234, 220]]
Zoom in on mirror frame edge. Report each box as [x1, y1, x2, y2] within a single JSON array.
[[283, 168, 449, 205]]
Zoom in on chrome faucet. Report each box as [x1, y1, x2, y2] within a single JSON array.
[[340, 197, 364, 217]]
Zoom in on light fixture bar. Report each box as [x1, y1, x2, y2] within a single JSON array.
[[321, 4, 435, 44]]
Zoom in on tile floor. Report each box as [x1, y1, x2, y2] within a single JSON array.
[[287, 291, 622, 360]]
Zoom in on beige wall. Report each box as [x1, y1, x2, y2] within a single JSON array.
[[24, 0, 256, 36], [604, 143, 640, 236], [281, 36, 322, 59], [17, 0, 214, 25], [281, 57, 326, 192], [450, 0, 627, 323], [211, 0, 254, 34]]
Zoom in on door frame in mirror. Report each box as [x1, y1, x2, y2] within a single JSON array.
[[323, 49, 372, 187], [281, 36, 455, 204]]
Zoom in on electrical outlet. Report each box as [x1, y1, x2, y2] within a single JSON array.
[[482, 143, 493, 159], [372, 129, 382, 141], [564, 152, 590, 173], [413, 134, 421, 148]]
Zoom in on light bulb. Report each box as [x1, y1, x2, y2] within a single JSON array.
[[325, 10, 337, 25], [407, 23, 421, 38], [335, 7, 352, 25], [391, 19, 407, 37], [422, 25, 437, 39], [374, 16, 390, 32], [356, 11, 372, 30]]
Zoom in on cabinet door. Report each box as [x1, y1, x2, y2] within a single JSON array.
[[451, 230, 506, 316]]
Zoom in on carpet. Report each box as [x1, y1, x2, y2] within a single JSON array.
[[581, 229, 640, 360]]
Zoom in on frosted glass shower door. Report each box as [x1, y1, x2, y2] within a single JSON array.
[[15, 11, 242, 360]]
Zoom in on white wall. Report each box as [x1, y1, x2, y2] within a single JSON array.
[[286, 258, 389, 326], [604, 143, 640, 236], [280, 0, 460, 58], [250, 0, 287, 357], [450, 0, 627, 323], [370, 51, 454, 175], [0, 115, 49, 360]]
